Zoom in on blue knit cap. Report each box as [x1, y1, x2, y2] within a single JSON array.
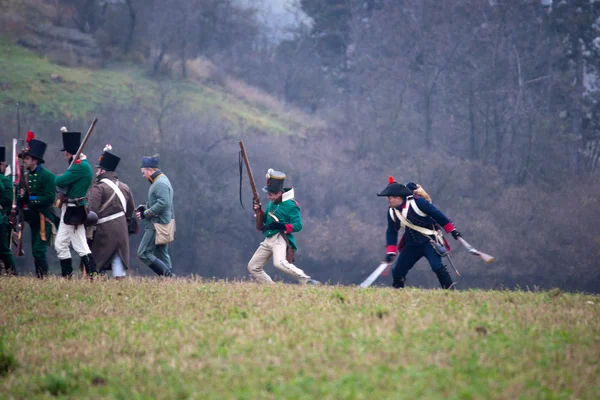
[[141, 154, 160, 168]]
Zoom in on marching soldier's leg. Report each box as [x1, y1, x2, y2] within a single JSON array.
[[0, 220, 16, 275], [271, 234, 311, 284], [155, 244, 172, 270], [137, 229, 174, 277], [70, 225, 97, 276], [54, 212, 73, 277], [247, 240, 274, 284], [31, 221, 49, 278], [392, 246, 424, 288], [424, 245, 454, 289]]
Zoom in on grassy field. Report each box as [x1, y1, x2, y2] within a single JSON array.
[[0, 279, 598, 399], [0, 36, 310, 135]]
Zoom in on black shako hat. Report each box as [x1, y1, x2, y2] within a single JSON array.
[[0, 146, 5, 163], [263, 168, 286, 193], [19, 131, 47, 164], [377, 176, 413, 198], [96, 145, 120, 172], [60, 127, 81, 154]]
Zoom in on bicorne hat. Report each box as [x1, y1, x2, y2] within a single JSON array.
[[262, 168, 286, 193], [60, 127, 81, 154], [377, 176, 413, 198], [19, 131, 47, 164], [96, 144, 120, 172]]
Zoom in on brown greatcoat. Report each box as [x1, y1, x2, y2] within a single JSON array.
[[87, 171, 135, 271]]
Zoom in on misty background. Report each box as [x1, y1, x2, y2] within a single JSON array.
[[0, 0, 599, 292]]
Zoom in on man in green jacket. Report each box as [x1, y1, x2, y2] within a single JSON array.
[[248, 169, 319, 284], [18, 134, 57, 278], [0, 146, 16, 275], [54, 129, 97, 278], [136, 154, 175, 277]]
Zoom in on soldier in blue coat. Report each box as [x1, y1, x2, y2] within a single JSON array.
[[378, 176, 462, 289]]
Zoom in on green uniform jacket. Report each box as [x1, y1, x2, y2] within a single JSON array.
[[55, 158, 93, 205], [143, 171, 174, 230], [20, 165, 56, 221], [262, 188, 302, 250], [0, 174, 13, 224]]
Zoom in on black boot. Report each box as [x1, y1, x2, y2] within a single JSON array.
[[392, 276, 406, 288], [35, 259, 48, 278], [60, 258, 73, 278], [81, 254, 98, 276], [435, 268, 454, 289], [5, 262, 17, 276], [147, 259, 175, 277]]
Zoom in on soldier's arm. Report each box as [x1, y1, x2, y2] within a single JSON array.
[[55, 165, 82, 187], [0, 178, 13, 209], [125, 186, 135, 219], [386, 209, 399, 253], [29, 171, 56, 209], [87, 182, 103, 213], [144, 181, 169, 219], [414, 197, 455, 233], [283, 202, 302, 234]]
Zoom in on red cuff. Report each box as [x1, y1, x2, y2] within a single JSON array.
[[443, 222, 455, 233], [284, 224, 293, 234], [386, 245, 397, 254]]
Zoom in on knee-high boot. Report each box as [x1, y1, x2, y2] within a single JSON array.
[[81, 254, 98, 276], [148, 258, 175, 277], [60, 258, 73, 278], [435, 267, 454, 289]]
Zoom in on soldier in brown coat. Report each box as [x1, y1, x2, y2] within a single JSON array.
[[87, 145, 135, 278]]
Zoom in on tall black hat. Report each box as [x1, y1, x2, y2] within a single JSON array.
[[0, 146, 5, 163], [262, 168, 286, 193], [96, 144, 120, 172], [377, 176, 413, 198], [60, 127, 81, 154], [18, 131, 47, 163]]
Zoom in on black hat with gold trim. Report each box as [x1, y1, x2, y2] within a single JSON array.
[[377, 176, 412, 198], [96, 144, 120, 172], [263, 168, 286, 193]]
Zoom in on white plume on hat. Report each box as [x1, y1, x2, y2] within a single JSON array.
[[103, 144, 112, 152], [60, 126, 67, 133], [266, 168, 274, 179]]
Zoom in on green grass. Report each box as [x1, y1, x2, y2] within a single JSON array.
[[0, 37, 300, 135], [0, 278, 598, 399]]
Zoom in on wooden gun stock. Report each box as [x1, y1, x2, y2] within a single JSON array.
[[239, 141, 263, 231], [55, 117, 98, 208]]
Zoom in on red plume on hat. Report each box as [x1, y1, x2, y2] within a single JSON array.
[[388, 176, 395, 184], [26, 131, 35, 143]]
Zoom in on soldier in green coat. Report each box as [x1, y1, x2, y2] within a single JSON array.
[[248, 169, 319, 284], [54, 129, 97, 278], [18, 134, 57, 278], [0, 146, 17, 275]]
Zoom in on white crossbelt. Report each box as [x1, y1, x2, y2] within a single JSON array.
[[97, 179, 127, 225], [97, 211, 125, 224]]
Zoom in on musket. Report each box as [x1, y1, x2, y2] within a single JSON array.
[[54, 118, 98, 208], [239, 141, 263, 231], [13, 139, 28, 256]]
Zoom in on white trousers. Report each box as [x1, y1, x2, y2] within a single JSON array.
[[111, 253, 126, 278], [55, 205, 91, 260], [247, 233, 310, 284]]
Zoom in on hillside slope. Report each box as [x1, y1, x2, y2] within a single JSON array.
[[0, 37, 312, 136], [0, 279, 598, 399]]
